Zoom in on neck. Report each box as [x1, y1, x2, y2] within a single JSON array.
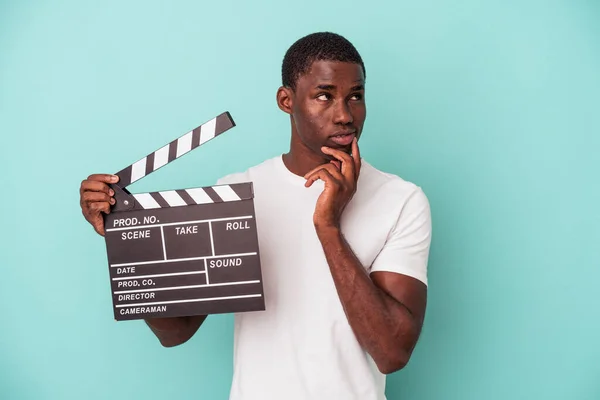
[[282, 132, 328, 177]]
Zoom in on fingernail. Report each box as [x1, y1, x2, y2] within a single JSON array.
[[112, 175, 119, 182], [109, 189, 114, 196], [110, 198, 115, 205]]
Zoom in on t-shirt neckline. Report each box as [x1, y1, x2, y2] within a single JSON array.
[[274, 154, 311, 186]]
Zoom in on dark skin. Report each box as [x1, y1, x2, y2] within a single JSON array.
[[79, 174, 207, 346], [79, 60, 427, 372]]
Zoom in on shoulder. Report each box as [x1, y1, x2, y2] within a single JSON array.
[[358, 160, 429, 209], [216, 156, 280, 186]]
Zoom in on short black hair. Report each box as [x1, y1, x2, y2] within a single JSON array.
[[281, 32, 366, 90]]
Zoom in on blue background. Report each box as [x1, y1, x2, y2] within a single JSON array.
[[1, 1, 599, 399]]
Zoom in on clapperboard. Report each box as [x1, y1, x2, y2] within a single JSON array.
[[103, 112, 265, 321]]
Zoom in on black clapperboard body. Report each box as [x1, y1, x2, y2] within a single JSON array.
[[103, 112, 265, 321]]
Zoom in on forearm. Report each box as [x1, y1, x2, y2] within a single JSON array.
[[145, 315, 207, 347], [316, 226, 420, 373]]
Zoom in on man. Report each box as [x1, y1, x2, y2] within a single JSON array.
[[80, 32, 432, 400]]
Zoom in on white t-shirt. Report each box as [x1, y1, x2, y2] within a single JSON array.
[[216, 155, 432, 400]]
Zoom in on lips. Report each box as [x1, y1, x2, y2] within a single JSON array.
[[329, 132, 356, 146]]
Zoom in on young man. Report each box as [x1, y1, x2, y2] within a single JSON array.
[[80, 32, 432, 400]]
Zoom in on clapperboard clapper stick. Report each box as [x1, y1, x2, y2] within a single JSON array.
[[103, 111, 265, 321]]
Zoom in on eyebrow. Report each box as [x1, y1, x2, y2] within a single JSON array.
[[314, 84, 365, 91], [316, 84, 336, 90]]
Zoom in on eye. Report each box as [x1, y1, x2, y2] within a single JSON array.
[[350, 93, 363, 101], [316, 93, 331, 101]]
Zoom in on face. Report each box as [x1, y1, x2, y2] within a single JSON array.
[[278, 60, 366, 158]]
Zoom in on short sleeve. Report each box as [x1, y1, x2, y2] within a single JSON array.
[[216, 172, 243, 186], [369, 187, 432, 286]]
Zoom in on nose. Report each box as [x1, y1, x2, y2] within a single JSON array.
[[333, 100, 353, 125]]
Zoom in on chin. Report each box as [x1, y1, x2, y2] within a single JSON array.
[[334, 144, 352, 153]]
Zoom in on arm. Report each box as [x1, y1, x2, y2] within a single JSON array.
[[304, 139, 430, 373], [144, 316, 207, 347], [79, 174, 207, 347], [315, 226, 426, 373]]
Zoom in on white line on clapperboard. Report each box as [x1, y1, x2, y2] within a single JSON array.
[[204, 258, 210, 285], [110, 251, 258, 269], [114, 279, 261, 294], [105, 215, 253, 232], [116, 294, 262, 308], [112, 270, 205, 281], [160, 226, 167, 260], [208, 221, 215, 256]]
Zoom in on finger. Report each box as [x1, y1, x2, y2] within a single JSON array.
[[87, 174, 120, 184], [304, 169, 340, 187], [305, 165, 342, 188], [94, 225, 105, 236], [321, 146, 355, 179], [304, 163, 343, 184], [89, 201, 111, 215], [351, 137, 361, 177], [92, 218, 106, 236], [304, 161, 345, 181], [83, 191, 115, 205], [81, 180, 114, 196]]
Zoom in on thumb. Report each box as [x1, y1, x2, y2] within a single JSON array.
[[93, 218, 106, 236]]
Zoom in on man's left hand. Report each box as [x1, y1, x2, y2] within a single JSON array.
[[304, 137, 361, 230]]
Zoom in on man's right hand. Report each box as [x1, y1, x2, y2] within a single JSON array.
[[79, 174, 119, 236]]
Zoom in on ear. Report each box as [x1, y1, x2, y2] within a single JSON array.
[[276, 86, 294, 115]]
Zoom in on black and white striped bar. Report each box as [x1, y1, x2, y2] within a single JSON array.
[[115, 111, 235, 188], [131, 182, 254, 210]]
